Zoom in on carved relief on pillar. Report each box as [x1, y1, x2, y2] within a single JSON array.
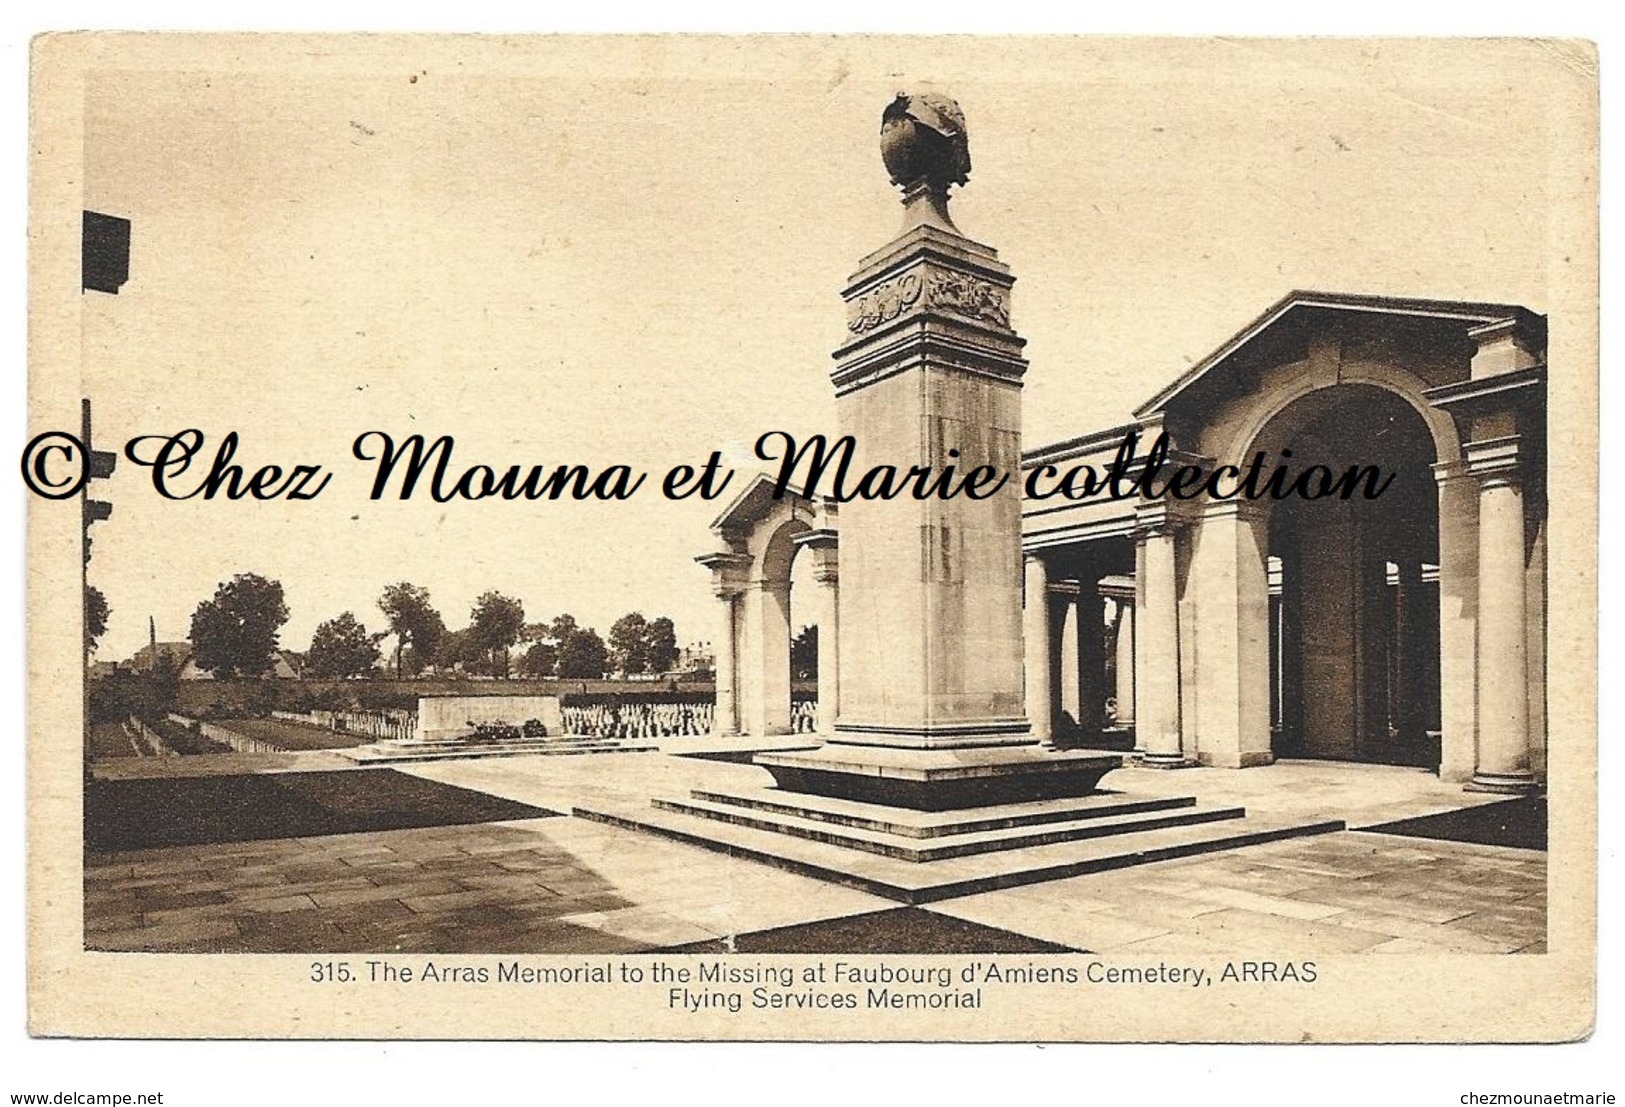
[[845, 261, 1013, 336]]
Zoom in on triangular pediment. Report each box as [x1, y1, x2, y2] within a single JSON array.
[[1134, 290, 1538, 419], [708, 471, 824, 535]]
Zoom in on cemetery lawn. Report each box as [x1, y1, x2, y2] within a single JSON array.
[[85, 768, 559, 851], [218, 716, 375, 751]]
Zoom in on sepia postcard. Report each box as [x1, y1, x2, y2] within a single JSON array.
[[25, 33, 1597, 1041]]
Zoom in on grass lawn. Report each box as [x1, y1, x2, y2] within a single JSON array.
[[88, 722, 138, 759], [85, 769, 558, 851], [1360, 796, 1547, 851], [214, 716, 375, 751]]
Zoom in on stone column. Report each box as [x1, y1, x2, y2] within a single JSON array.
[[1073, 585, 1105, 744], [1113, 597, 1135, 728], [1432, 462, 1479, 782], [1058, 592, 1080, 727], [1187, 500, 1273, 768], [1392, 555, 1425, 747], [1137, 521, 1188, 767], [1468, 449, 1537, 793], [795, 529, 840, 735], [743, 578, 794, 736], [713, 588, 741, 735], [696, 551, 752, 737], [1023, 554, 1054, 744]]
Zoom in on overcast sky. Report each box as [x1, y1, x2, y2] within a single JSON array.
[[78, 37, 1558, 660]]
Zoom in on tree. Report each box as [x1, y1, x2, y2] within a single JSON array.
[[399, 606, 447, 676], [609, 612, 650, 675], [188, 573, 290, 679], [434, 627, 473, 674], [85, 585, 110, 654], [790, 624, 818, 680], [379, 582, 445, 679], [469, 591, 526, 678], [556, 626, 609, 679], [644, 616, 679, 675], [305, 612, 382, 679], [518, 641, 558, 678]]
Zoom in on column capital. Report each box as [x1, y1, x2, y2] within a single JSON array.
[[1199, 498, 1269, 525], [793, 526, 840, 552], [1463, 434, 1524, 486], [1131, 517, 1186, 543], [1132, 497, 1197, 541], [1430, 459, 1472, 486], [1098, 575, 1135, 602], [794, 527, 840, 584], [697, 550, 753, 598]]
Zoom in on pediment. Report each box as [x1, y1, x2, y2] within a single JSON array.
[[1134, 291, 1538, 420]]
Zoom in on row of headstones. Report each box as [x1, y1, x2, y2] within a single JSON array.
[[560, 701, 718, 739], [271, 708, 417, 743]]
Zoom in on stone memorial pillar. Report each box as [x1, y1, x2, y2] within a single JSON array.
[[755, 92, 1121, 809]]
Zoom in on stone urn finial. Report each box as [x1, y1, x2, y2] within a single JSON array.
[[880, 91, 971, 233]]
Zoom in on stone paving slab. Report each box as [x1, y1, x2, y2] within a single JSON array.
[[81, 751, 1546, 956], [923, 829, 1545, 954], [85, 811, 892, 954]]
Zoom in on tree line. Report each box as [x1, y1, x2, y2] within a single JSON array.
[[129, 572, 686, 682]]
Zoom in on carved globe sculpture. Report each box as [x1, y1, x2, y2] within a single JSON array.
[[880, 91, 972, 193]]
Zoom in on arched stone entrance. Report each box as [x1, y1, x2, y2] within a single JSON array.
[[1249, 384, 1445, 768], [697, 476, 838, 737]]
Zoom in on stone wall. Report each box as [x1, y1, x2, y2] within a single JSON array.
[[417, 696, 564, 738]]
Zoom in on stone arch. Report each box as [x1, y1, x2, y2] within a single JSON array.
[[1221, 362, 1463, 476], [697, 475, 838, 737], [1205, 376, 1449, 770]]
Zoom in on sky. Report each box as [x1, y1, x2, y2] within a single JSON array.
[[76, 36, 1560, 660]]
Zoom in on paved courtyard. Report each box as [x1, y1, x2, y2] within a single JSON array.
[[84, 750, 1546, 955]]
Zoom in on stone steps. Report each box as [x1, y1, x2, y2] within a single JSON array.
[[686, 787, 1196, 838], [574, 796, 1345, 904], [655, 792, 1245, 862]]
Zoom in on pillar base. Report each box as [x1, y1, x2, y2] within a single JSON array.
[[1141, 752, 1197, 769], [1465, 771, 1542, 796], [754, 742, 1123, 811]]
